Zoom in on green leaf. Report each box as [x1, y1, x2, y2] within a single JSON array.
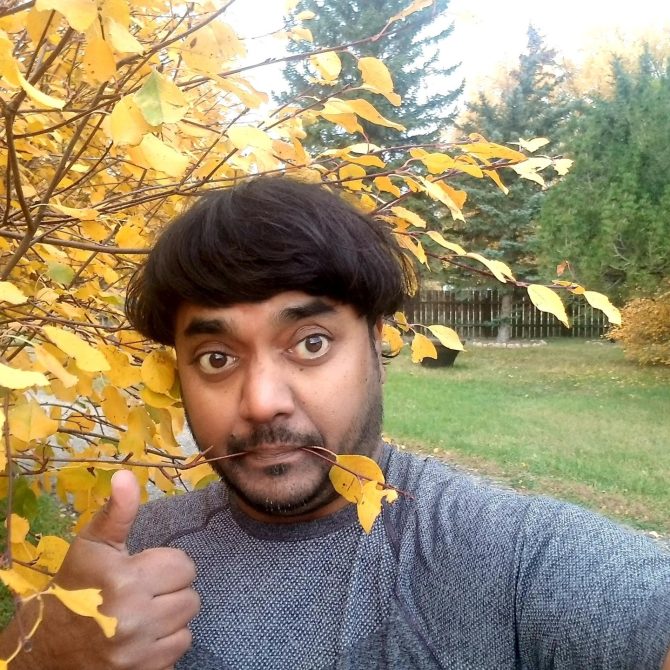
[[47, 262, 74, 286], [133, 69, 188, 126]]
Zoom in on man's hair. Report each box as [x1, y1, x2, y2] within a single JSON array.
[[125, 176, 415, 345]]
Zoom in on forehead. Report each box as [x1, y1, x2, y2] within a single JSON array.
[[174, 292, 358, 341]]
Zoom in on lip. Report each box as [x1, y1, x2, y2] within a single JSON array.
[[242, 445, 306, 465]]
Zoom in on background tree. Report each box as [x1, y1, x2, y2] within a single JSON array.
[[537, 49, 670, 302], [282, 0, 463, 150], [452, 26, 574, 341], [0, 0, 609, 654]]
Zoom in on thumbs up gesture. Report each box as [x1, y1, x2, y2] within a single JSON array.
[[5, 470, 200, 670]]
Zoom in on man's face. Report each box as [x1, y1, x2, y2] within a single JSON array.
[[174, 291, 385, 522]]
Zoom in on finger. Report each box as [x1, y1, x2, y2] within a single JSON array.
[[145, 628, 193, 670], [131, 548, 197, 594], [144, 589, 200, 639], [80, 469, 141, 549]]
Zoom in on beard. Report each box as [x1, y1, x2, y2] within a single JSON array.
[[184, 375, 384, 518]]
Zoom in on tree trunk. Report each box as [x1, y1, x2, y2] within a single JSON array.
[[496, 292, 513, 343]]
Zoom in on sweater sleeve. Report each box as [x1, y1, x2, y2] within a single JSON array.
[[515, 498, 670, 669]]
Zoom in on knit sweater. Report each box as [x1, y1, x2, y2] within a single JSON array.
[[128, 444, 670, 669]]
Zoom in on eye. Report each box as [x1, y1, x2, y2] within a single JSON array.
[[292, 334, 331, 360], [195, 351, 236, 375]]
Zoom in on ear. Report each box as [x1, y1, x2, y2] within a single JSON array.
[[372, 317, 386, 384]]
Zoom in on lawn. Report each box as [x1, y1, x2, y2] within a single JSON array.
[[383, 339, 670, 534]]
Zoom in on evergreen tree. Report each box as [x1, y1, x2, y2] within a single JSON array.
[[454, 26, 574, 340], [282, 0, 462, 150], [537, 50, 670, 302]]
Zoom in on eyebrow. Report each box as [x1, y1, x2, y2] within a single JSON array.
[[181, 299, 337, 338], [183, 317, 232, 338], [276, 298, 336, 324]]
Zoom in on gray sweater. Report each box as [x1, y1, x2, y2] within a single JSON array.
[[128, 444, 670, 669]]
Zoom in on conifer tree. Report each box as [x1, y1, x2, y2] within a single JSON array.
[[282, 0, 462, 150], [454, 26, 574, 340], [537, 49, 670, 302]]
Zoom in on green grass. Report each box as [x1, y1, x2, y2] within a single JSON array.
[[383, 339, 670, 533], [0, 493, 74, 628]]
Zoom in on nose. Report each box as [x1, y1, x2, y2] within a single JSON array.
[[238, 355, 295, 424]]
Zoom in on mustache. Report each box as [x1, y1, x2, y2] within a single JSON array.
[[227, 424, 324, 453]]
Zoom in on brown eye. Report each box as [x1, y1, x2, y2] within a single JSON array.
[[197, 351, 235, 374], [293, 334, 331, 360]]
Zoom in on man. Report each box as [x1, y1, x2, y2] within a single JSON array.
[[2, 176, 669, 669]]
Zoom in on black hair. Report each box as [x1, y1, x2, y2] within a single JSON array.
[[125, 176, 415, 345]]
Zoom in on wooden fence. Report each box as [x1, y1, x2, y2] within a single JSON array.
[[403, 289, 609, 340]]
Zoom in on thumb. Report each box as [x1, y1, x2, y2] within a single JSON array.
[[81, 469, 141, 549]]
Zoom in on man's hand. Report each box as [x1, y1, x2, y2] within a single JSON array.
[[1, 470, 200, 670]]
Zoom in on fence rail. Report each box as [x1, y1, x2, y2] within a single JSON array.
[[403, 289, 609, 340]]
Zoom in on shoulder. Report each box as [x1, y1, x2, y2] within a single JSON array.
[[127, 481, 229, 554]]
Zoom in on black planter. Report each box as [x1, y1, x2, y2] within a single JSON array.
[[420, 338, 461, 368]]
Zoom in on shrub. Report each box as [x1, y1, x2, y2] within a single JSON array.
[[610, 282, 670, 366]]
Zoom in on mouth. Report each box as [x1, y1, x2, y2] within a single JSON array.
[[241, 444, 307, 464]]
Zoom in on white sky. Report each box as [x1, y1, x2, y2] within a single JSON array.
[[225, 0, 670, 98]]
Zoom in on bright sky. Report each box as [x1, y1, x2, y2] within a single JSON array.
[[225, 0, 670, 99]]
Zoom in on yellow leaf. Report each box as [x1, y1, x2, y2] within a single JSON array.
[[141, 350, 175, 394], [7, 514, 30, 544], [358, 57, 394, 95], [371, 176, 398, 196], [396, 235, 427, 266], [49, 202, 99, 220], [382, 324, 405, 354], [425, 231, 465, 255], [43, 326, 111, 373], [411, 332, 437, 363], [296, 10, 316, 20], [321, 98, 405, 131], [101, 385, 130, 426], [462, 139, 525, 162], [100, 345, 142, 388], [17, 70, 66, 109], [109, 95, 150, 146], [46, 585, 117, 638], [107, 18, 143, 53], [583, 291, 622, 325], [227, 126, 273, 152], [320, 112, 362, 134], [182, 22, 246, 75], [289, 27, 313, 42], [131, 134, 189, 178], [34, 345, 78, 388], [81, 220, 110, 243], [339, 164, 366, 190], [512, 157, 552, 186], [418, 177, 465, 222], [0, 281, 27, 305], [357, 480, 397, 533], [328, 454, 385, 503], [0, 568, 39, 596], [518, 137, 550, 153], [9, 400, 59, 443], [35, 536, 70, 573], [465, 253, 515, 283], [527, 285, 569, 328], [391, 0, 433, 22], [394, 311, 410, 332], [553, 158, 573, 176], [417, 152, 455, 174], [82, 35, 117, 83], [428, 325, 464, 351], [0, 363, 49, 390], [35, 0, 97, 32], [140, 387, 176, 408], [391, 206, 426, 229], [134, 69, 188, 126], [310, 51, 341, 82]]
